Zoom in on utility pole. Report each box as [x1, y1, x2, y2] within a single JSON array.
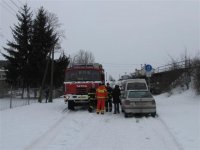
[[10, 84, 13, 108], [106, 72, 107, 82], [49, 47, 54, 102], [38, 53, 51, 103]]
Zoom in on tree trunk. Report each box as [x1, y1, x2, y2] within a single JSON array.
[[21, 81, 25, 99], [27, 85, 30, 105], [38, 55, 51, 103]]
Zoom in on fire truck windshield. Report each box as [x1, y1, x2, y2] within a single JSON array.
[[65, 70, 101, 81]]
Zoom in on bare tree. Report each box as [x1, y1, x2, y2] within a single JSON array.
[[72, 49, 95, 64], [47, 12, 64, 38], [47, 12, 64, 52]]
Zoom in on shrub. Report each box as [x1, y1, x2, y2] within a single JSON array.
[[192, 58, 200, 94]]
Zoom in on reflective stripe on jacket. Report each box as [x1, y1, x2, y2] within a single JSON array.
[[96, 85, 108, 99]]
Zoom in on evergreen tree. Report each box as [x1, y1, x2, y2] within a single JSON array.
[[31, 7, 61, 102], [2, 4, 32, 89], [2, 5, 69, 100], [30, 7, 58, 87], [54, 52, 70, 88]]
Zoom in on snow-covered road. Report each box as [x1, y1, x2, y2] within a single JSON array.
[[26, 110, 184, 150], [0, 89, 199, 150]]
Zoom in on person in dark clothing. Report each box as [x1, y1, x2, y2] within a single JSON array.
[[88, 84, 96, 112], [105, 83, 113, 112], [45, 88, 49, 103], [112, 85, 121, 114]]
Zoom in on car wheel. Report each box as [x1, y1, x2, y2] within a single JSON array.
[[88, 106, 93, 113], [151, 112, 156, 117], [124, 112, 129, 118], [68, 101, 75, 110]]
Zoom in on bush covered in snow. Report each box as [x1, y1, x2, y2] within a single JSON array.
[[166, 56, 200, 96], [191, 57, 200, 95]]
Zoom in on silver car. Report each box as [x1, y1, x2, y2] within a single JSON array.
[[121, 90, 156, 118]]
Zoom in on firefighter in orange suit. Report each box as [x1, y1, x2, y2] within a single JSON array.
[[96, 83, 108, 114]]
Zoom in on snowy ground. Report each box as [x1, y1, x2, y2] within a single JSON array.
[[0, 89, 199, 150]]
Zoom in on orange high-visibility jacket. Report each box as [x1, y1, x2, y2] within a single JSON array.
[[96, 85, 108, 99]]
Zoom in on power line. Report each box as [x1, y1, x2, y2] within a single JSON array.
[[16, 0, 24, 6], [102, 62, 140, 66], [0, 2, 16, 17], [9, 0, 20, 10], [2, 0, 17, 14], [104, 64, 139, 67]]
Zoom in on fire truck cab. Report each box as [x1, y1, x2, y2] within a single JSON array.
[[64, 63, 105, 110]]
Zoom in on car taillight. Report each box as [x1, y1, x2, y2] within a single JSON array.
[[124, 100, 130, 105]]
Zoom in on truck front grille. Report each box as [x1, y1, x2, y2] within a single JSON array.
[[76, 87, 87, 95]]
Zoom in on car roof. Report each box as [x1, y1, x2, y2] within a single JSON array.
[[126, 79, 146, 82], [122, 79, 146, 83], [128, 90, 149, 92]]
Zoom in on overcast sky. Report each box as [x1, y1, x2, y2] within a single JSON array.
[[0, 0, 199, 80]]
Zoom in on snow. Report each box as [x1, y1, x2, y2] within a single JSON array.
[[0, 89, 199, 150]]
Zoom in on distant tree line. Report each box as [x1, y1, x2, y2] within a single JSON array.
[[1, 4, 70, 99]]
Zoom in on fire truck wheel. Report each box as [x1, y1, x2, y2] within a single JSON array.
[[88, 106, 93, 113], [68, 101, 75, 110]]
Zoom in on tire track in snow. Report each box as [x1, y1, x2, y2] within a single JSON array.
[[25, 109, 70, 150], [61, 107, 69, 113], [142, 116, 184, 150], [48, 111, 100, 150], [157, 117, 184, 150], [74, 114, 125, 150]]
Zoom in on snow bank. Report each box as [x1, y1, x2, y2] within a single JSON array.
[[155, 89, 200, 150]]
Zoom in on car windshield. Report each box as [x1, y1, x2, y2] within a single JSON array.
[[65, 70, 101, 81], [128, 91, 153, 98], [127, 82, 147, 90]]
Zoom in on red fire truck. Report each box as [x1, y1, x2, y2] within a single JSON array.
[[64, 63, 105, 110]]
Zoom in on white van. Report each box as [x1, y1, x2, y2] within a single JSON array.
[[120, 79, 148, 91], [120, 79, 148, 99]]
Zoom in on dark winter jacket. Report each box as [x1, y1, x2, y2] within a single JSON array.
[[112, 86, 121, 104], [106, 86, 113, 100]]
